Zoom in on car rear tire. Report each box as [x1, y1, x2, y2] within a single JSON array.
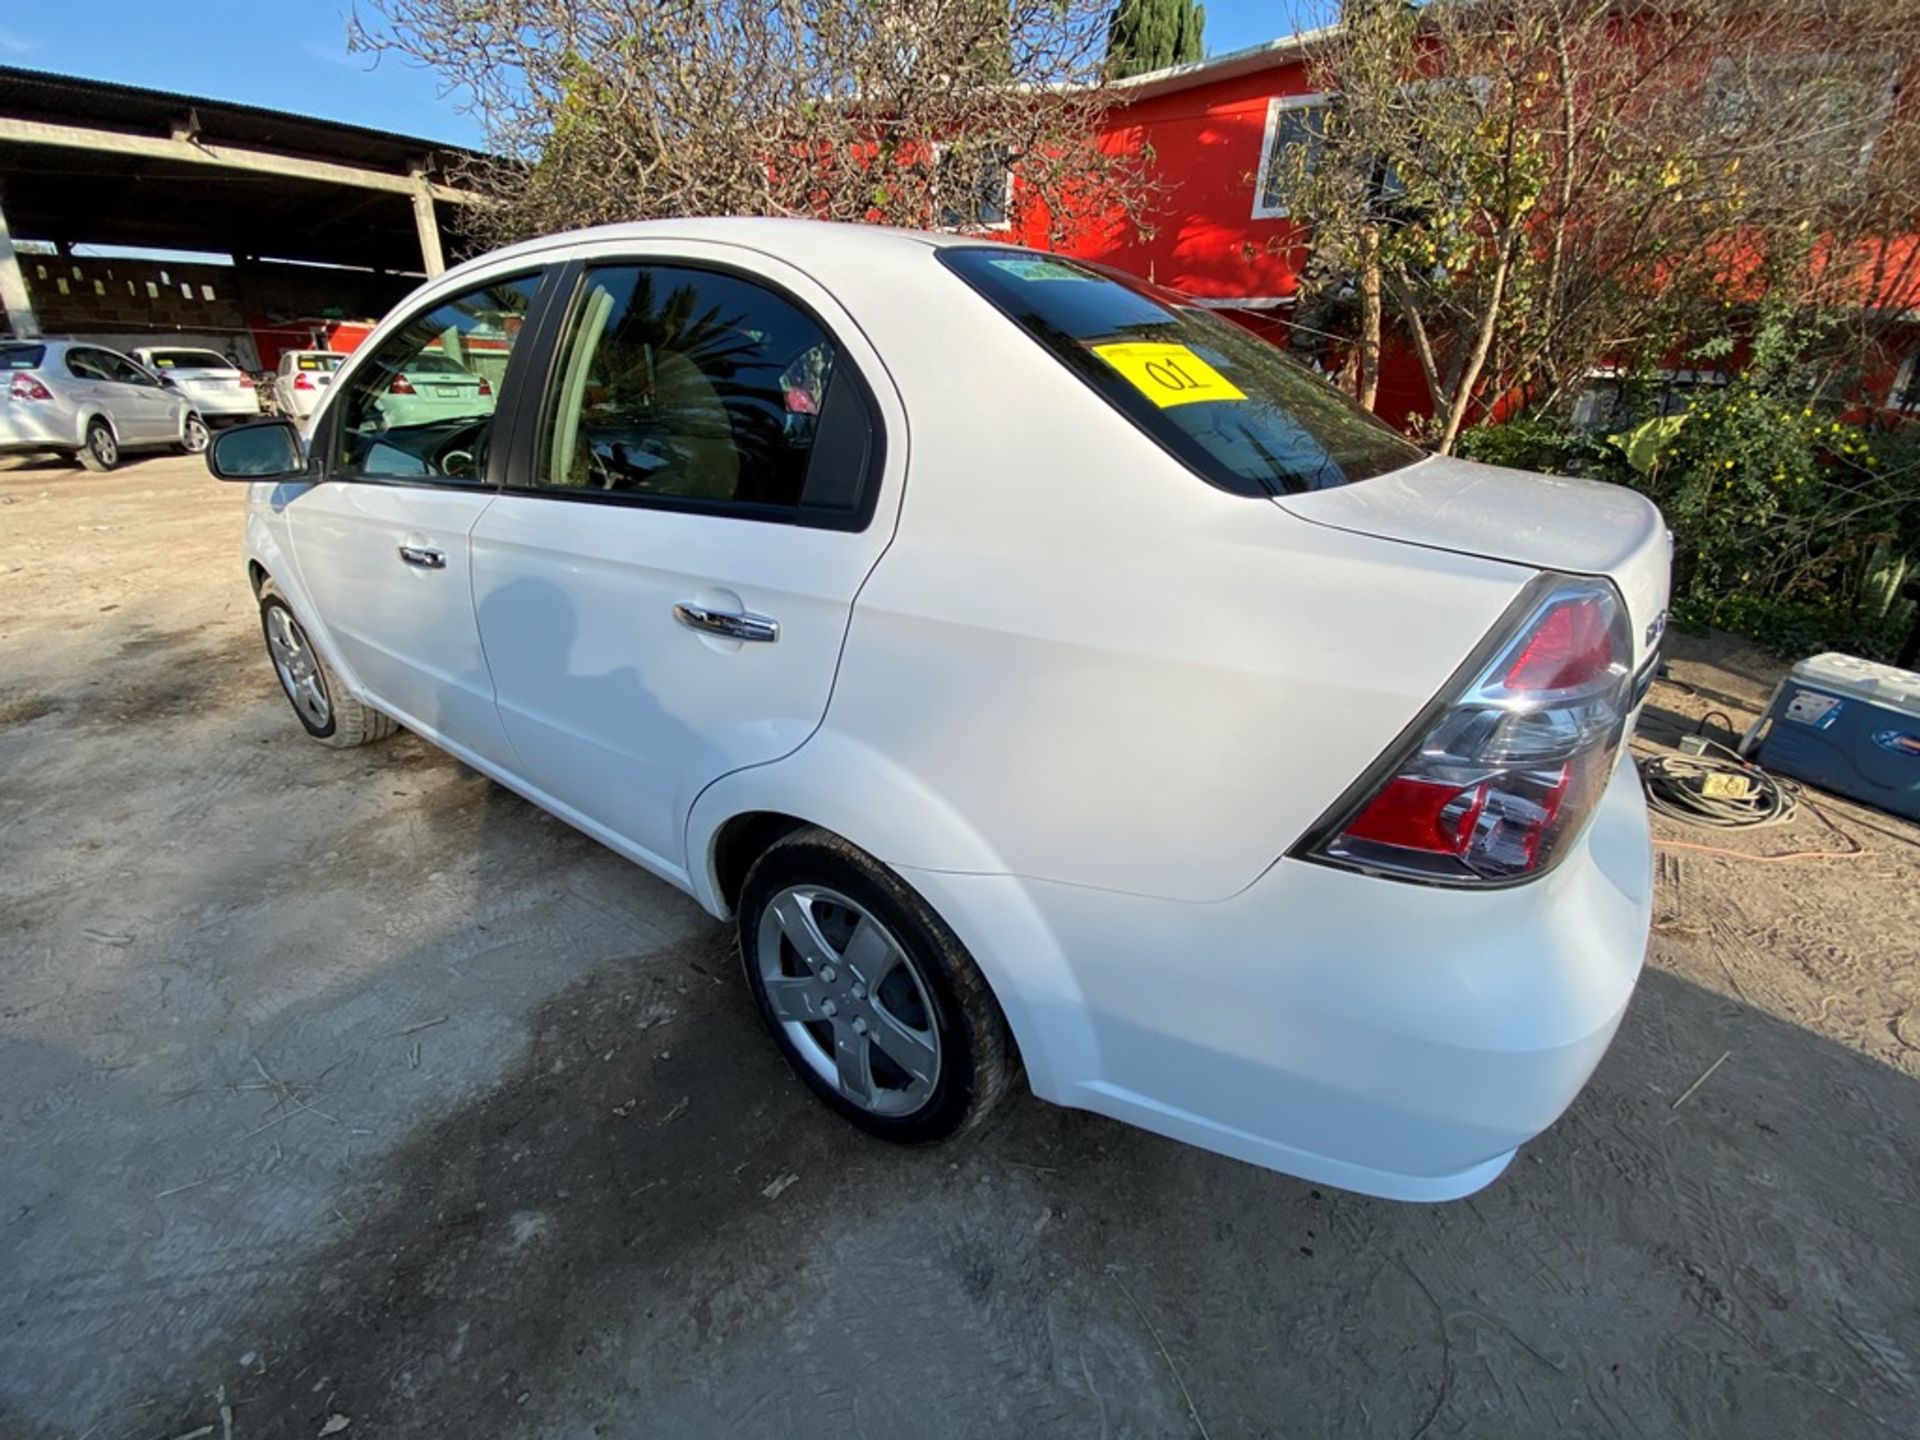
[[258, 584, 398, 748], [738, 827, 1018, 1144], [77, 420, 118, 473], [180, 414, 210, 454]]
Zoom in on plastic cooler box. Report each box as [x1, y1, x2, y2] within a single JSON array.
[[1743, 652, 1920, 821]]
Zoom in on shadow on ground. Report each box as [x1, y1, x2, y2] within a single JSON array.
[[42, 941, 1918, 1440]]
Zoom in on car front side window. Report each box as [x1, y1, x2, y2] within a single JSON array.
[[65, 349, 110, 382], [103, 354, 158, 388], [331, 273, 540, 484]]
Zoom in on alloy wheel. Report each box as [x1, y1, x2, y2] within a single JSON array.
[[90, 426, 117, 467], [265, 605, 331, 730], [183, 416, 209, 453], [756, 885, 941, 1116]]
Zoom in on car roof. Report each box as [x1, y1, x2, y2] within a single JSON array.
[[442, 216, 990, 285]]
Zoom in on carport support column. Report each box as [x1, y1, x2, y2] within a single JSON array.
[[410, 171, 445, 279], [0, 191, 40, 340]]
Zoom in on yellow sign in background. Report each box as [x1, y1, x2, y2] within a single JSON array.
[[1090, 342, 1246, 409]]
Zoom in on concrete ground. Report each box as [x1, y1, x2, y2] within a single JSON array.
[[2, 452, 1917, 1440]]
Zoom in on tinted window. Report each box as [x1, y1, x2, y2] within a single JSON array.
[[145, 349, 233, 370], [938, 248, 1423, 495], [65, 349, 111, 381], [114, 353, 158, 385], [1, 344, 46, 370], [539, 264, 837, 509], [334, 274, 538, 483]]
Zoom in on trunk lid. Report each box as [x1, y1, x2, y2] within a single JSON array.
[[1275, 454, 1672, 668]]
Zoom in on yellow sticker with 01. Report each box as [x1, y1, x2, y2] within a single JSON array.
[[1090, 342, 1246, 409]]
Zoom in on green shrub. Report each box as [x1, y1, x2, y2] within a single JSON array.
[[1456, 399, 1918, 662], [1454, 418, 1629, 480]]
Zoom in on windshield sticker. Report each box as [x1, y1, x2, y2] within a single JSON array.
[[987, 257, 1093, 283], [1091, 341, 1246, 409]]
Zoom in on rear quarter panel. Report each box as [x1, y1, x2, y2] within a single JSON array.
[[700, 242, 1534, 904]]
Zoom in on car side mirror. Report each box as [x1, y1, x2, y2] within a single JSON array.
[[208, 419, 308, 482], [155, 373, 177, 389]]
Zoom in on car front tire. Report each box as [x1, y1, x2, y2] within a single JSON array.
[[738, 827, 1018, 1144], [258, 584, 398, 748], [180, 414, 210, 454]]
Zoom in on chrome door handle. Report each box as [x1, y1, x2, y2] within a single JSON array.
[[673, 602, 779, 643], [397, 545, 446, 570]]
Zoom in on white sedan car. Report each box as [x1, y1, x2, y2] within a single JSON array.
[[271, 350, 346, 421], [131, 346, 262, 426], [206, 219, 1667, 1201]]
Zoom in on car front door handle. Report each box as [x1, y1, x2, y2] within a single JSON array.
[[397, 545, 446, 570], [673, 602, 779, 643]]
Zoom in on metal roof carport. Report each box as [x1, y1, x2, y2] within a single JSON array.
[[0, 66, 483, 339]]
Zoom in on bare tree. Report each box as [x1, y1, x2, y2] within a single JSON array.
[[1271, 0, 1920, 449], [352, 0, 1151, 253]]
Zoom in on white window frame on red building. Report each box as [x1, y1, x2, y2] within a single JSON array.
[[1250, 93, 1331, 221], [1891, 353, 1920, 413]]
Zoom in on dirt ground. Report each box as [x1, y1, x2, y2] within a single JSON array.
[[2, 452, 1916, 1440]]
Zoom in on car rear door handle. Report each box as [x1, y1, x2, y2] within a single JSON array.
[[673, 602, 779, 643], [397, 545, 446, 570]]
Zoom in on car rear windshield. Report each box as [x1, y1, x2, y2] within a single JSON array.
[[938, 248, 1423, 496], [146, 349, 234, 371], [406, 353, 473, 376], [1, 344, 46, 370]]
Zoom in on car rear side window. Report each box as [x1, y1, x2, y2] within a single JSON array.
[[938, 247, 1423, 496], [1, 344, 46, 370], [533, 262, 879, 527]]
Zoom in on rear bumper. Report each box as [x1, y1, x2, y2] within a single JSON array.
[[0, 411, 79, 450], [904, 754, 1652, 1201], [196, 401, 263, 423]]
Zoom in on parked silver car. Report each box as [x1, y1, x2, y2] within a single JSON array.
[[132, 346, 262, 426], [1, 339, 204, 471]]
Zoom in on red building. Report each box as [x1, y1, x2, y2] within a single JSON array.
[[1008, 31, 1920, 433]]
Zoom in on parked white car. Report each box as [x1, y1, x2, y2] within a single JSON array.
[[207, 219, 1668, 1201], [2, 338, 205, 469], [131, 346, 261, 426], [372, 351, 496, 430], [271, 350, 346, 421]]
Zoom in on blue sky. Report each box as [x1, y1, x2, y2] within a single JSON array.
[[0, 2, 1329, 148]]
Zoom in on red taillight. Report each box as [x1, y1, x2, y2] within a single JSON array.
[[389, 374, 416, 395], [1301, 576, 1633, 885], [293, 373, 316, 390], [10, 373, 53, 402], [238, 374, 256, 389], [1502, 595, 1614, 692], [477, 376, 493, 398], [1342, 776, 1489, 856]]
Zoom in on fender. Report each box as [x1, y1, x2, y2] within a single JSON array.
[[74, 405, 114, 450], [684, 726, 1099, 1103], [241, 484, 379, 710]]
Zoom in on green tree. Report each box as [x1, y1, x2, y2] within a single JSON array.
[[353, 0, 1153, 251], [1107, 0, 1205, 79], [1271, 0, 1920, 451]]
